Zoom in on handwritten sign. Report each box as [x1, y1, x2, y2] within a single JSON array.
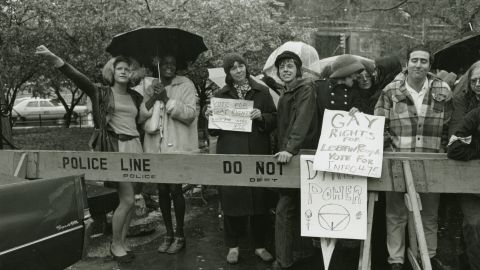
[[313, 109, 385, 178], [208, 98, 253, 132], [301, 155, 367, 239]]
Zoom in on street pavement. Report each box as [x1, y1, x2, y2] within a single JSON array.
[[70, 193, 462, 270]]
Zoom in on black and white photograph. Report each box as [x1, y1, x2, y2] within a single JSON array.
[[1, 0, 480, 269]]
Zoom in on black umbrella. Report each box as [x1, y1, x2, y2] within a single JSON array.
[[433, 31, 480, 74], [106, 27, 208, 72]]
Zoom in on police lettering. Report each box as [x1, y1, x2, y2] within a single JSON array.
[[62, 156, 107, 170]]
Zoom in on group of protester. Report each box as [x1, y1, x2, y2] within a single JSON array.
[[34, 41, 480, 270]]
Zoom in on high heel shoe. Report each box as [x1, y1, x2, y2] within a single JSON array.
[[110, 245, 134, 263]]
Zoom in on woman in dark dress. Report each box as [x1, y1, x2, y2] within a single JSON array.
[[206, 53, 277, 264]]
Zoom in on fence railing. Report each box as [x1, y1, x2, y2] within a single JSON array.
[[12, 114, 93, 128]]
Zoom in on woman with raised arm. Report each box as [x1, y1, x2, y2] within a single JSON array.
[[35, 45, 143, 264]]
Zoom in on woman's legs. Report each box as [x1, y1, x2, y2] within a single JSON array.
[[251, 214, 269, 249], [158, 184, 174, 236], [223, 215, 247, 248], [111, 182, 135, 256], [121, 205, 134, 251], [170, 184, 186, 237]]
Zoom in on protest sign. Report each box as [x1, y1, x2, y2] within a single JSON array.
[[300, 155, 367, 240], [208, 97, 253, 132], [313, 109, 385, 178]]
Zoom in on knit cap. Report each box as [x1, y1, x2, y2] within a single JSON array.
[[330, 54, 364, 78]]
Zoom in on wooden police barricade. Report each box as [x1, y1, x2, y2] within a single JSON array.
[[2, 149, 480, 270]]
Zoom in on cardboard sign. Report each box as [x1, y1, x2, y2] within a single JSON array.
[[208, 97, 253, 132], [313, 109, 385, 178], [301, 155, 367, 240]]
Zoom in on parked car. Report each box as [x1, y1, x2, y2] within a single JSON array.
[[0, 175, 91, 270], [12, 98, 89, 121]]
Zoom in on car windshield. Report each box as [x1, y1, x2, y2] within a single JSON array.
[[49, 100, 60, 106], [26, 101, 38, 107], [14, 98, 29, 106], [40, 101, 54, 107]]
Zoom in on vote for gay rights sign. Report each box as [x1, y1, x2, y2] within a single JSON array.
[[313, 109, 385, 178]]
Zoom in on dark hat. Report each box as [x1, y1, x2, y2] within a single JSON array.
[[274, 51, 302, 69], [330, 54, 364, 78], [223, 53, 247, 74]]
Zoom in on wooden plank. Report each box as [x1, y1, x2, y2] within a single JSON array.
[[403, 161, 432, 270], [13, 153, 26, 178], [26, 152, 39, 179], [407, 208, 419, 260], [407, 248, 423, 270], [0, 150, 479, 193], [358, 192, 377, 270], [390, 160, 406, 192], [0, 150, 16, 176]]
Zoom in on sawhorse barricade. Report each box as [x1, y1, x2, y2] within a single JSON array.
[[2, 150, 480, 270]]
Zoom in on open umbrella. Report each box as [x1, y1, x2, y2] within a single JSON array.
[[263, 41, 321, 84], [106, 27, 208, 72], [433, 31, 480, 74]]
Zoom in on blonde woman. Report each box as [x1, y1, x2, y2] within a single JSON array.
[[36, 45, 143, 263]]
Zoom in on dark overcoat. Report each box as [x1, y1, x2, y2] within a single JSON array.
[[209, 77, 277, 216]]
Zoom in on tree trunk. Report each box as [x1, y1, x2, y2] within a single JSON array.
[[0, 84, 14, 149], [63, 109, 74, 128]]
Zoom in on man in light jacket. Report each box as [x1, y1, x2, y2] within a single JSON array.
[[374, 45, 452, 270]]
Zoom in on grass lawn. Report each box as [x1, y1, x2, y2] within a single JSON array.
[[13, 127, 94, 151]]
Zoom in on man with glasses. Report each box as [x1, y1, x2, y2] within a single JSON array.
[[375, 45, 452, 270]]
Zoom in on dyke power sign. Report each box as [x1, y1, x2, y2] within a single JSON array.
[[301, 110, 385, 239]]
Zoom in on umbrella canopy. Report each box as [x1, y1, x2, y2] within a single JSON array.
[[106, 27, 208, 71], [207, 68, 226, 89], [263, 41, 321, 84], [207, 68, 279, 108], [433, 31, 480, 74]]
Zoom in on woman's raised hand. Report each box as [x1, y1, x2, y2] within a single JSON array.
[[35, 45, 64, 67]]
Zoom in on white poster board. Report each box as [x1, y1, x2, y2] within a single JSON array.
[[300, 155, 367, 240], [208, 98, 253, 132], [313, 109, 385, 178]]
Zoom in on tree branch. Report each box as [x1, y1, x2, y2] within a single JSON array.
[[144, 0, 151, 12], [468, 4, 480, 27], [361, 0, 409, 13]]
